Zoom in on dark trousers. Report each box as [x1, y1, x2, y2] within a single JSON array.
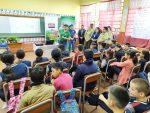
[[79, 37, 85, 45], [84, 40, 92, 50], [107, 66, 122, 79]]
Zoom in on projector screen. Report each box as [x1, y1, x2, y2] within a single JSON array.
[[0, 16, 41, 34]]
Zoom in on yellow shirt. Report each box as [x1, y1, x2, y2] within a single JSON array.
[[19, 84, 55, 109], [97, 32, 109, 43], [84, 29, 94, 42]]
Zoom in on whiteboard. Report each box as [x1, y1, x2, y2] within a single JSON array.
[[0, 16, 41, 33], [132, 9, 150, 39]]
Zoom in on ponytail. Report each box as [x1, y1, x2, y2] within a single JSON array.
[[127, 49, 138, 65]]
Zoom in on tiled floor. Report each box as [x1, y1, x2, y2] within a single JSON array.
[[0, 51, 108, 113]]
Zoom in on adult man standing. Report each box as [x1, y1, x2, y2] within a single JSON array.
[[84, 24, 94, 49], [78, 25, 86, 45], [69, 25, 76, 52], [59, 24, 71, 50]]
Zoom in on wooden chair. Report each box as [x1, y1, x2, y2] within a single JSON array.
[[62, 57, 73, 68], [54, 88, 81, 113], [34, 61, 50, 68], [127, 64, 141, 88], [76, 54, 84, 65], [93, 52, 101, 61], [82, 72, 102, 113], [143, 61, 150, 73], [3, 78, 31, 105], [18, 99, 53, 113]]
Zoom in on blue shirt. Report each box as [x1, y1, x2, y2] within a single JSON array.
[[69, 29, 76, 38], [91, 32, 101, 40]]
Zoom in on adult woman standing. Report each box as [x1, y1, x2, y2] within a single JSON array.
[[91, 27, 101, 43]]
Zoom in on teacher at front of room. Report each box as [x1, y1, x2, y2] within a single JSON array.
[[59, 24, 71, 50]]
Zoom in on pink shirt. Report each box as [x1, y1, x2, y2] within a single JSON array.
[[111, 59, 134, 85], [54, 73, 73, 91]]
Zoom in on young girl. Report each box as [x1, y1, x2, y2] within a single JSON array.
[[99, 50, 114, 72], [107, 49, 138, 85], [51, 62, 73, 91]]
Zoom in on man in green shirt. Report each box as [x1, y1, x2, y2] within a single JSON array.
[[84, 24, 94, 49], [59, 24, 71, 50]]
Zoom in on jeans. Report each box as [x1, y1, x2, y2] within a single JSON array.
[[68, 40, 75, 52], [60, 41, 68, 50]]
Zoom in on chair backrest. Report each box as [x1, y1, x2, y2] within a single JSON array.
[[143, 61, 150, 72], [19, 99, 53, 113], [105, 58, 116, 74], [62, 57, 73, 68], [34, 61, 50, 68], [3, 78, 31, 104], [54, 88, 81, 112], [121, 56, 127, 62], [76, 54, 84, 65], [127, 64, 141, 88], [93, 52, 101, 61]]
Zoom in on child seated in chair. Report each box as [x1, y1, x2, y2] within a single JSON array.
[[51, 62, 73, 91], [15, 49, 32, 67], [69, 44, 83, 74], [33, 48, 49, 66], [88, 85, 130, 113], [19, 66, 55, 109], [128, 78, 150, 113]]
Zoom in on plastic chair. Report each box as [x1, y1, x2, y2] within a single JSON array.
[[54, 88, 81, 113], [3, 78, 31, 105], [19, 99, 53, 113], [82, 72, 102, 113]]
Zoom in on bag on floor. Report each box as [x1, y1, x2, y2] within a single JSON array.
[[57, 88, 80, 113], [7, 77, 26, 113]]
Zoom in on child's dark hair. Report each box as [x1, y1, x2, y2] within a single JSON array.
[[103, 27, 108, 31], [112, 40, 116, 44], [125, 43, 130, 47], [51, 48, 61, 62], [1, 51, 15, 65], [16, 49, 25, 59], [51, 62, 63, 72], [115, 43, 122, 49], [84, 49, 93, 59], [77, 44, 83, 51], [31, 66, 45, 85], [142, 50, 150, 61], [126, 49, 138, 65], [2, 66, 17, 82], [101, 43, 106, 48], [107, 50, 114, 59], [35, 49, 43, 63], [58, 44, 65, 51], [109, 85, 130, 108]]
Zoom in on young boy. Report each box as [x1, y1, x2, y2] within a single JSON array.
[[51, 62, 73, 91], [88, 85, 130, 113], [16, 49, 31, 67], [90, 42, 98, 53], [129, 78, 150, 113], [58, 44, 70, 58], [69, 44, 83, 74], [19, 66, 55, 108]]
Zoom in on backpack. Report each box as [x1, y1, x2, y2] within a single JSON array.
[[57, 88, 80, 113], [7, 77, 26, 113]]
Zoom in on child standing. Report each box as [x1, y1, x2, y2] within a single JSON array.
[[51, 62, 73, 91]]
